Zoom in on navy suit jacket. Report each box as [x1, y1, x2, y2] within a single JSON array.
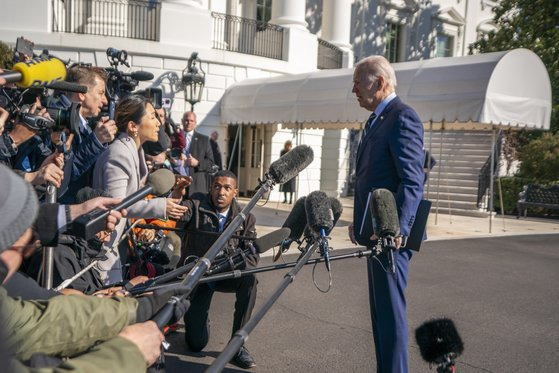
[[353, 96, 424, 247]]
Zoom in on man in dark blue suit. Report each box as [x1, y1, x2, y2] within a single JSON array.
[[349, 56, 424, 373]]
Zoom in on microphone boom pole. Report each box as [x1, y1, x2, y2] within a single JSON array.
[[150, 145, 314, 329], [41, 184, 57, 289], [131, 248, 374, 296], [207, 240, 320, 373]]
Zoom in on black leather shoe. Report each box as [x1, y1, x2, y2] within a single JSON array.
[[230, 346, 256, 369]]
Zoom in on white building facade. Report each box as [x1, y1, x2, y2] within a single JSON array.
[[0, 0, 498, 200]]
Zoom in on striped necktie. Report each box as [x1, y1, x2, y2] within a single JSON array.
[[363, 112, 377, 138], [218, 213, 227, 232]]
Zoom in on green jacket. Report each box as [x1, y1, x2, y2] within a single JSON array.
[[1, 286, 147, 372]]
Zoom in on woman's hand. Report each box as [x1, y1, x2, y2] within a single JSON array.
[[165, 198, 188, 220], [171, 175, 192, 199]]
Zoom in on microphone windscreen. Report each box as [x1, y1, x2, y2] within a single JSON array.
[[146, 169, 176, 196], [415, 318, 464, 363], [12, 57, 66, 88], [329, 197, 343, 229], [268, 145, 313, 184], [305, 191, 333, 235], [281, 196, 307, 243], [131, 70, 154, 81], [47, 80, 88, 93], [253, 227, 291, 254], [370, 188, 400, 237]]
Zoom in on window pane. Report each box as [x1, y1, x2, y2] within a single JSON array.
[[436, 35, 453, 57], [385, 22, 400, 63], [256, 0, 272, 23]]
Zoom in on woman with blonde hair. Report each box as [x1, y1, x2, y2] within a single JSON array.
[[93, 95, 188, 284]]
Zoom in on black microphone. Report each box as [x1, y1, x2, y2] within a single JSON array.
[[207, 228, 291, 275], [305, 191, 334, 271], [276, 196, 307, 260], [415, 318, 464, 373], [370, 188, 400, 276], [130, 70, 154, 82], [267, 145, 314, 184], [72, 169, 176, 240], [46, 80, 88, 93]]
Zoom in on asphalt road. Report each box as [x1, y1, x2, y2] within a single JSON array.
[[164, 234, 559, 373]]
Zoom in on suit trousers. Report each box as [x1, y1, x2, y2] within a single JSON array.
[[184, 274, 258, 352], [367, 248, 413, 373]]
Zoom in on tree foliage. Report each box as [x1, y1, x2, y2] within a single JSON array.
[[469, 0, 559, 133], [0, 41, 13, 70], [517, 132, 559, 181]]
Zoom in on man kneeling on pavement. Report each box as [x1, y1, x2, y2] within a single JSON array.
[[177, 170, 258, 369]]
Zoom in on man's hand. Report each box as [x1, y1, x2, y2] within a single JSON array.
[[25, 158, 64, 187], [0, 107, 8, 135], [348, 223, 357, 245], [118, 321, 164, 366], [185, 154, 199, 167], [42, 151, 64, 169], [166, 198, 188, 220], [138, 229, 156, 242], [69, 196, 127, 232], [94, 116, 117, 143], [370, 234, 402, 250]]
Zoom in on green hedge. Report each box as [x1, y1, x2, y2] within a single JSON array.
[[493, 177, 559, 216]]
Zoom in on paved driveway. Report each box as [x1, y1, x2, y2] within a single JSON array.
[[165, 234, 559, 372]]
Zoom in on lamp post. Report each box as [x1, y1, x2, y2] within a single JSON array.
[[182, 52, 206, 111]]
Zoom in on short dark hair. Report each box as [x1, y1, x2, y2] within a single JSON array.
[[214, 170, 237, 182], [66, 65, 108, 87], [115, 95, 152, 133]]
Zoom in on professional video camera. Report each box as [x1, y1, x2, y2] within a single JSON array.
[[0, 37, 81, 135], [103, 47, 162, 119]]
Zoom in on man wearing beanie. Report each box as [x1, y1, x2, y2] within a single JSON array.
[[0, 165, 173, 372]]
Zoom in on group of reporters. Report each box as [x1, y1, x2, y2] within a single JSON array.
[[0, 61, 260, 371]]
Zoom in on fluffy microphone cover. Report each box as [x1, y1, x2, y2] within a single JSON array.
[[282, 196, 307, 242], [146, 168, 176, 196], [305, 191, 333, 235], [268, 145, 313, 184], [370, 188, 400, 237], [415, 318, 464, 363], [329, 197, 343, 228], [254, 227, 291, 254]]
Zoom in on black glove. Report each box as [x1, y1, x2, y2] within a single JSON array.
[[135, 286, 190, 323]]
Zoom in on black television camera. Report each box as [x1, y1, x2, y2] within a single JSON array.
[[103, 47, 162, 119], [0, 38, 82, 137]]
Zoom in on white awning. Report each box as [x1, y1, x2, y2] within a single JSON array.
[[221, 48, 551, 130]]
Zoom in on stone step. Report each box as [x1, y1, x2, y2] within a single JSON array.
[[428, 184, 478, 194], [429, 148, 492, 156], [423, 190, 478, 203], [425, 141, 493, 149], [437, 154, 490, 162], [428, 172, 480, 181], [428, 205, 489, 218], [435, 158, 485, 166], [429, 199, 480, 211]]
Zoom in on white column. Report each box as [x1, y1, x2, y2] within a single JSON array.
[[322, 0, 352, 49], [164, 0, 203, 7], [270, 0, 308, 30], [322, 0, 353, 66], [159, 0, 212, 47]]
